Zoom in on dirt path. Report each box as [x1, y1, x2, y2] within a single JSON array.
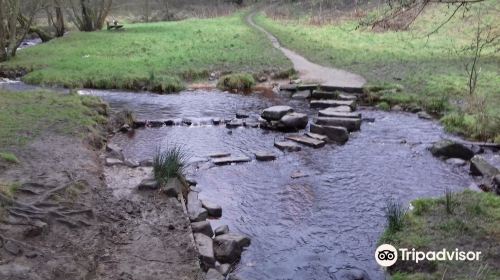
[[247, 12, 366, 88], [0, 134, 202, 280]]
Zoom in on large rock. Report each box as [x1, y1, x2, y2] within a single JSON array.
[[261, 106, 294, 121], [285, 135, 325, 148], [430, 140, 475, 160], [206, 268, 224, 280], [201, 200, 222, 218], [310, 123, 348, 144], [274, 141, 302, 152], [280, 112, 308, 130], [187, 192, 208, 222], [470, 156, 499, 178], [315, 117, 361, 132], [310, 100, 356, 110], [194, 233, 215, 270], [213, 233, 251, 263], [191, 221, 214, 237], [319, 108, 361, 119], [214, 225, 229, 236]]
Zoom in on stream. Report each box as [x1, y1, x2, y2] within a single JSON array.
[[81, 88, 474, 280]]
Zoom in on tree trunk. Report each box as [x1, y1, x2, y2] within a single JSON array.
[[54, 1, 65, 37]]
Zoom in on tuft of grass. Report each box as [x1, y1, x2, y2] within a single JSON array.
[[0, 152, 19, 164], [1, 13, 291, 93], [0, 182, 20, 198], [385, 199, 407, 233], [153, 145, 188, 186], [444, 188, 455, 214], [381, 190, 500, 279], [0, 90, 107, 147], [217, 73, 256, 91], [376, 101, 391, 111]]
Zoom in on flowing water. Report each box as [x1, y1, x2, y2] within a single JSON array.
[[83, 88, 474, 280]]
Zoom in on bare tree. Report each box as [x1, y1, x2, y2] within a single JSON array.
[[45, 0, 65, 37], [68, 0, 113, 32]]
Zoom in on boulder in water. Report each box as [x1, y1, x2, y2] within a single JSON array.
[[261, 106, 294, 121], [430, 140, 474, 160]]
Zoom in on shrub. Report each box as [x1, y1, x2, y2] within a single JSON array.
[[376, 101, 390, 111], [153, 145, 188, 186], [385, 199, 407, 233], [217, 73, 255, 91], [0, 152, 19, 164]]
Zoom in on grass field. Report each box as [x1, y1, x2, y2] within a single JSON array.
[[0, 90, 107, 148], [256, 3, 499, 141], [1, 13, 291, 93], [380, 191, 500, 280]]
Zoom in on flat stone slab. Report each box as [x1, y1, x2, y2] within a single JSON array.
[[338, 93, 358, 101], [318, 109, 361, 119], [310, 100, 356, 110], [310, 123, 349, 144], [311, 90, 339, 99], [254, 151, 277, 161], [274, 141, 302, 152], [105, 158, 124, 166], [262, 106, 294, 121], [212, 156, 251, 165], [319, 85, 364, 93], [291, 90, 311, 100], [208, 152, 231, 158], [297, 84, 319, 91], [226, 119, 244, 128], [285, 135, 325, 148], [280, 84, 297, 91], [324, 105, 352, 113], [315, 117, 361, 132], [291, 171, 309, 179], [305, 132, 328, 141]]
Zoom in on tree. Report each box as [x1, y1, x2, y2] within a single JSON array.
[[68, 0, 113, 32], [45, 0, 65, 37]]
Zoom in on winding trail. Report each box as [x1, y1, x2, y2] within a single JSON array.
[[247, 11, 366, 88]]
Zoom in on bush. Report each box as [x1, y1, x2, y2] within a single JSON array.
[[376, 101, 391, 111], [217, 73, 255, 91], [153, 146, 188, 186]]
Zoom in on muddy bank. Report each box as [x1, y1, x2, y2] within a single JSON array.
[[0, 135, 202, 278]]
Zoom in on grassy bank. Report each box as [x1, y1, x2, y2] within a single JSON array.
[[380, 191, 500, 279], [0, 90, 107, 148], [256, 3, 499, 142], [0, 13, 291, 93]]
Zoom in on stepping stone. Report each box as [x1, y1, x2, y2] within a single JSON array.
[[262, 106, 294, 121], [209, 152, 231, 158], [235, 110, 249, 119], [310, 123, 348, 144], [315, 117, 361, 132], [212, 156, 251, 165], [319, 85, 364, 93], [338, 93, 358, 101], [291, 171, 309, 179], [201, 200, 222, 218], [324, 105, 352, 113], [280, 112, 308, 130], [274, 141, 302, 152], [297, 84, 319, 91], [245, 121, 260, 128], [226, 119, 244, 128], [305, 132, 328, 141], [254, 151, 277, 161], [310, 100, 356, 110], [311, 90, 338, 99], [212, 118, 221, 125], [318, 109, 361, 119], [280, 84, 297, 91], [133, 120, 146, 128], [285, 135, 325, 148], [291, 90, 311, 100]]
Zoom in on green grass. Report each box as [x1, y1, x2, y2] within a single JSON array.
[[0, 152, 19, 164], [0, 90, 107, 147], [216, 73, 255, 91], [1, 13, 291, 93], [380, 190, 500, 279], [256, 3, 500, 141], [153, 146, 188, 186]]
